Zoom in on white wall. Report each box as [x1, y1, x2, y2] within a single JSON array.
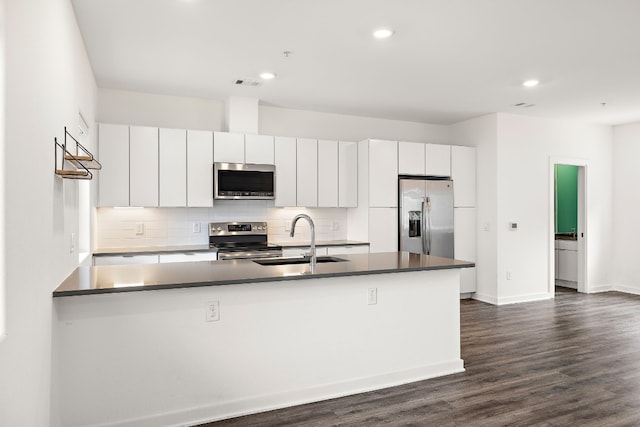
[[612, 122, 640, 293], [451, 113, 613, 304], [0, 0, 6, 341], [97, 88, 451, 144], [96, 205, 348, 248], [260, 105, 450, 143], [496, 114, 612, 303], [98, 88, 226, 131], [0, 0, 97, 425], [449, 114, 498, 302]]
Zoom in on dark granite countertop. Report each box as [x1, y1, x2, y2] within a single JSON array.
[[93, 244, 216, 256], [54, 252, 474, 297], [273, 240, 370, 248]]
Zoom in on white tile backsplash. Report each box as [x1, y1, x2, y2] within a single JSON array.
[[96, 203, 348, 248]]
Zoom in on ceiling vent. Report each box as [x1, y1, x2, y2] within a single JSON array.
[[513, 102, 535, 108], [234, 79, 261, 87]]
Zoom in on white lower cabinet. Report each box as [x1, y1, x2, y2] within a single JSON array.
[[93, 255, 159, 266], [454, 207, 476, 293], [158, 252, 218, 263], [556, 240, 578, 282]]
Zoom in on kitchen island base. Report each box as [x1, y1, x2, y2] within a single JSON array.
[[55, 269, 463, 426]]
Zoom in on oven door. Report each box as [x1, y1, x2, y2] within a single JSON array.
[[217, 250, 283, 261]]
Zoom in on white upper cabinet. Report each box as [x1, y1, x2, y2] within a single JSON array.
[[426, 144, 451, 177], [129, 126, 159, 207], [159, 128, 187, 207], [318, 140, 339, 207], [398, 141, 425, 175], [338, 141, 358, 208], [213, 132, 244, 163], [451, 145, 476, 207], [369, 139, 398, 208], [186, 130, 214, 207], [98, 123, 129, 207], [245, 134, 274, 164], [296, 138, 318, 207], [274, 136, 297, 207]]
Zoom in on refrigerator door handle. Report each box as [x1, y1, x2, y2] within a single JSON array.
[[425, 196, 432, 255], [421, 199, 427, 254]]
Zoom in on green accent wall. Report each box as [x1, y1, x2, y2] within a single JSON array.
[[555, 165, 578, 233]]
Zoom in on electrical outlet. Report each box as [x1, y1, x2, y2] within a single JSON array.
[[135, 223, 144, 235], [205, 301, 220, 322], [193, 222, 201, 233], [506, 271, 512, 280], [368, 288, 377, 305], [483, 223, 490, 232], [284, 222, 291, 232], [70, 233, 75, 254], [332, 221, 340, 231]]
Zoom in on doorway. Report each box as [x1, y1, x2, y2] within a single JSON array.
[[549, 159, 587, 294]]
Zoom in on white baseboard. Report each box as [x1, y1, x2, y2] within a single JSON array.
[[472, 292, 498, 305], [496, 292, 554, 305], [606, 284, 640, 295], [100, 360, 465, 427]]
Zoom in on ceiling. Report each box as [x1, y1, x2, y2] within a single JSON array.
[[71, 0, 640, 126]]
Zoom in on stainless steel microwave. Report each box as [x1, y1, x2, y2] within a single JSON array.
[[213, 162, 275, 200]]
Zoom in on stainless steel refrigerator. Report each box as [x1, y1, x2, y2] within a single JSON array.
[[399, 177, 454, 257]]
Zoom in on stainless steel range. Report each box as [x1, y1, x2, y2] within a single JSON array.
[[209, 221, 282, 260]]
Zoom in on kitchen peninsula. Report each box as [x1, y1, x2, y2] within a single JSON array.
[[54, 252, 473, 426]]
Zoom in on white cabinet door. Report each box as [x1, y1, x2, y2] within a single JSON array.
[[159, 128, 187, 207], [158, 252, 218, 263], [93, 254, 159, 266], [245, 134, 274, 164], [398, 141, 425, 175], [98, 123, 129, 207], [326, 245, 369, 255], [338, 141, 358, 207], [296, 138, 318, 207], [274, 136, 297, 207], [451, 145, 476, 207], [557, 247, 578, 282], [213, 132, 244, 163], [454, 207, 477, 293], [187, 130, 214, 207], [368, 208, 398, 253], [369, 140, 398, 208], [426, 144, 451, 177], [318, 139, 338, 207], [129, 126, 159, 207]]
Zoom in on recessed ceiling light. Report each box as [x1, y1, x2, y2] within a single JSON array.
[[259, 72, 276, 80], [523, 79, 539, 87], [373, 28, 394, 39]]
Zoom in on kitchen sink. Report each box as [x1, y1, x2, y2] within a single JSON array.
[[253, 256, 348, 266]]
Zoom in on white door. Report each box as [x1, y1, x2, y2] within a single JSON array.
[[245, 134, 274, 164], [98, 123, 129, 206], [296, 138, 318, 207], [318, 140, 338, 207], [129, 126, 159, 207], [159, 128, 187, 207], [214, 132, 244, 163], [274, 136, 297, 207], [187, 130, 214, 207]]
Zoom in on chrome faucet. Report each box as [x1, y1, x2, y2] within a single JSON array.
[[290, 214, 316, 273]]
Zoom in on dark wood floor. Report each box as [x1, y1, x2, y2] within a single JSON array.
[[198, 287, 640, 426]]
